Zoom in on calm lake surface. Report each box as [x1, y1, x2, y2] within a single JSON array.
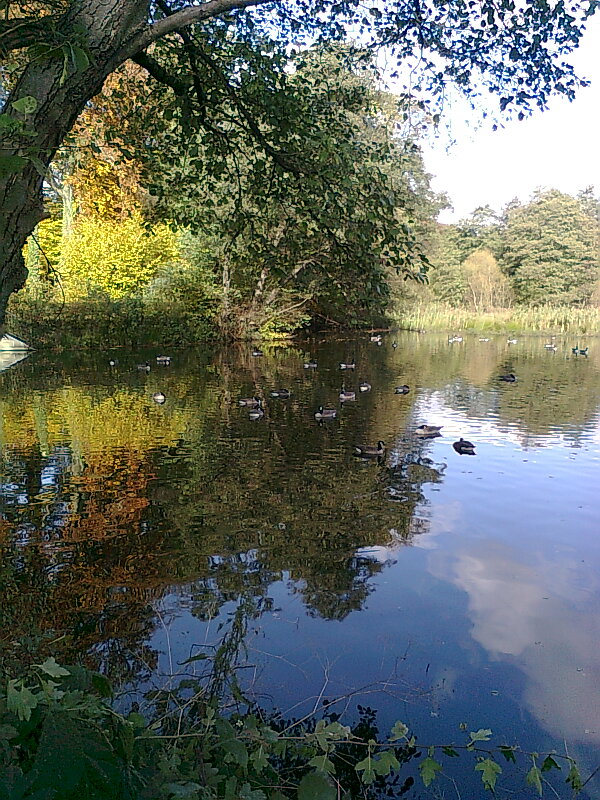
[[1, 332, 600, 797]]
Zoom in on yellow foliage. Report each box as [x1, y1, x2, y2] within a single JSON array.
[[61, 213, 179, 300], [462, 247, 512, 311], [68, 157, 141, 220]]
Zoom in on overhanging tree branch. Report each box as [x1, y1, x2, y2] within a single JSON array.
[[114, 0, 276, 65]]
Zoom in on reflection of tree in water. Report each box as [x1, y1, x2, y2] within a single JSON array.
[[0, 342, 451, 678]]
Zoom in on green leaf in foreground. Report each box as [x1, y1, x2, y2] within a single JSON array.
[[541, 755, 561, 773], [499, 745, 517, 763], [475, 757, 502, 791], [419, 756, 442, 787], [389, 721, 409, 741], [526, 764, 543, 796], [7, 680, 38, 721], [12, 96, 38, 114], [297, 771, 336, 800], [566, 761, 583, 793], [37, 657, 71, 678]]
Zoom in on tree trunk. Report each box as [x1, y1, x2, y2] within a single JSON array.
[[0, 0, 148, 329]]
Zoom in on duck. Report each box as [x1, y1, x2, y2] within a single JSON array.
[[156, 355, 171, 365], [270, 389, 291, 399], [152, 392, 166, 405], [394, 385, 410, 394], [392, 342, 398, 349], [303, 360, 318, 369], [453, 437, 476, 455], [370, 335, 382, 343], [448, 335, 463, 343], [415, 424, 443, 437], [571, 345, 579, 355], [507, 338, 518, 345], [248, 401, 264, 420], [251, 348, 264, 357], [339, 360, 356, 370], [499, 373, 517, 382], [108, 358, 118, 367], [544, 344, 557, 351], [314, 406, 337, 420], [137, 361, 151, 372], [339, 387, 356, 402], [354, 440, 386, 457], [579, 347, 589, 356], [359, 382, 371, 392], [239, 396, 261, 407], [479, 338, 490, 342]]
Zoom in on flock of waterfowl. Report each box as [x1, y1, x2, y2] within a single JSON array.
[[118, 334, 590, 460], [241, 337, 481, 459]]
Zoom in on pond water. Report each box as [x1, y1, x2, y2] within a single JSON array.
[[1, 332, 600, 797]]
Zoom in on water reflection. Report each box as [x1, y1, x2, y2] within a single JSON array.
[[1, 333, 600, 794]]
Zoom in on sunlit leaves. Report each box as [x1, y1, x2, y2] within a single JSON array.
[[418, 755, 442, 786]]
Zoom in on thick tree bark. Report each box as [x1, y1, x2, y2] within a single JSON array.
[[0, 0, 270, 330]]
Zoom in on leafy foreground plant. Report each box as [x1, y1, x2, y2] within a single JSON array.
[[0, 658, 591, 799]]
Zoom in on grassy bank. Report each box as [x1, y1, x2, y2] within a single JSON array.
[[6, 295, 218, 350], [392, 303, 600, 335]]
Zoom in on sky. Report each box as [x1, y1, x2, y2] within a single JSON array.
[[421, 15, 600, 222]]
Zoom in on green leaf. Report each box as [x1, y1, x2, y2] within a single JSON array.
[[389, 721, 409, 741], [297, 772, 336, 800], [70, 44, 90, 73], [0, 155, 27, 178], [526, 765, 543, 796], [0, 724, 18, 740], [7, 680, 38, 721], [566, 762, 583, 792], [11, 96, 37, 114], [469, 728, 492, 743], [373, 749, 400, 776], [541, 755, 561, 772], [419, 756, 442, 787], [475, 758, 502, 791], [308, 755, 335, 774], [355, 756, 375, 785], [442, 746, 459, 757], [499, 746, 517, 763], [37, 657, 70, 678]]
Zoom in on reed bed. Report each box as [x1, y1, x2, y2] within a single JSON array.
[[392, 304, 600, 335]]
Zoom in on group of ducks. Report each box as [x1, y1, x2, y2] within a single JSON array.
[[239, 348, 477, 458]]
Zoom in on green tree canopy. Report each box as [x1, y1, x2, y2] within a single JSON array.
[[501, 189, 600, 306]]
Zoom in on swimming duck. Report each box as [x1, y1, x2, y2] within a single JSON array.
[[392, 342, 398, 349], [354, 440, 386, 457], [251, 348, 264, 357], [303, 360, 318, 369], [448, 335, 463, 343], [579, 347, 589, 356], [239, 396, 261, 407], [370, 335, 382, 343], [137, 362, 151, 372], [156, 355, 171, 365], [394, 385, 410, 394], [270, 389, 291, 398], [108, 358, 118, 367], [544, 344, 557, 351], [314, 406, 337, 420], [453, 437, 475, 455], [248, 401, 264, 420], [339, 387, 356, 402], [415, 424, 443, 437], [359, 382, 371, 392], [479, 338, 490, 342], [499, 373, 517, 382], [152, 392, 166, 405], [507, 338, 518, 345], [339, 360, 356, 370]]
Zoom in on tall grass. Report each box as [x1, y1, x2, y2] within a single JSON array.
[[392, 303, 600, 335]]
